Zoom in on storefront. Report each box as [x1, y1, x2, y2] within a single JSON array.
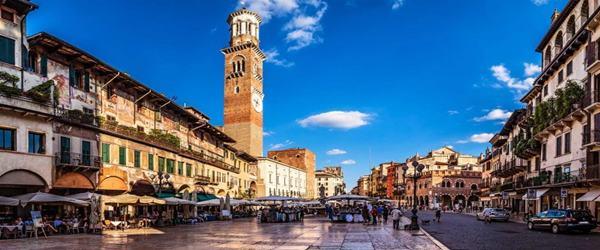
[[575, 188, 600, 222]]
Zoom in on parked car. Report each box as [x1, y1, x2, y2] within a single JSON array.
[[476, 208, 510, 222], [527, 209, 597, 234]]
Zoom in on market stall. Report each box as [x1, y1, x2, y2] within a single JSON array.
[[327, 195, 369, 223], [254, 196, 303, 223]]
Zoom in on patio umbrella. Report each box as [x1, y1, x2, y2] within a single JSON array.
[[0, 195, 20, 206], [196, 199, 222, 206], [67, 192, 100, 201], [13, 192, 89, 206], [163, 197, 197, 206], [139, 195, 166, 205], [102, 194, 141, 204]]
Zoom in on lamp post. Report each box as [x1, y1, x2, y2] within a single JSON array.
[[150, 171, 170, 196], [402, 161, 425, 230]]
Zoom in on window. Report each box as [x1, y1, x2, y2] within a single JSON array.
[[1, 9, 14, 22], [564, 132, 571, 154], [558, 70, 564, 84], [28, 132, 45, 154], [60, 137, 70, 164], [0, 36, 15, 65], [543, 85, 548, 96], [40, 54, 47, 77], [148, 153, 154, 170], [0, 128, 15, 151], [542, 143, 547, 161], [119, 146, 126, 165], [102, 143, 110, 163], [158, 157, 165, 172], [556, 136, 562, 157], [186, 163, 192, 177], [134, 150, 141, 168], [166, 159, 175, 174], [566, 61, 573, 76], [178, 161, 183, 175], [81, 141, 91, 166]]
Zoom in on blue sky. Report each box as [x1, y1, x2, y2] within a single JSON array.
[[27, 0, 567, 187]]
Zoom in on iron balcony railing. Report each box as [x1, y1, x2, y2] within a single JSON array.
[[55, 152, 100, 169]]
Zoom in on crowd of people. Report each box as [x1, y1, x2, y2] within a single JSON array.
[[324, 203, 405, 229]]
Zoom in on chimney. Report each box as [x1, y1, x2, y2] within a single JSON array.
[[551, 9, 560, 23]]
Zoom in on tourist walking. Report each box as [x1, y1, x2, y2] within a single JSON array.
[[435, 209, 441, 223], [391, 207, 402, 230], [377, 205, 383, 224], [382, 206, 389, 224], [371, 207, 378, 225]]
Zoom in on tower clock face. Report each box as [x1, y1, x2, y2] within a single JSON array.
[[251, 91, 263, 113]]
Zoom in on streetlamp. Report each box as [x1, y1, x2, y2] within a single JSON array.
[[150, 171, 171, 196], [402, 161, 425, 230]]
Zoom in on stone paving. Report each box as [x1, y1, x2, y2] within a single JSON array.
[[0, 217, 440, 250]]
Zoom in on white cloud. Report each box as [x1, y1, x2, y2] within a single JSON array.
[[269, 140, 293, 150], [341, 159, 356, 165], [456, 140, 469, 144], [263, 130, 274, 136], [474, 109, 513, 122], [326, 149, 347, 155], [531, 0, 549, 6], [448, 110, 459, 115], [239, 0, 327, 51], [470, 133, 494, 143], [392, 0, 404, 9], [524, 63, 541, 76], [490, 64, 534, 91], [284, 2, 327, 51], [264, 48, 294, 67], [298, 111, 373, 129]]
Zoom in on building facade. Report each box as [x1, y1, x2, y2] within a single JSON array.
[[315, 166, 345, 198], [267, 148, 316, 198], [356, 175, 370, 196], [0, 2, 260, 203], [256, 157, 307, 198], [481, 0, 600, 220]]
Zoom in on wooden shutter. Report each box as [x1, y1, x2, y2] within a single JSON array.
[[84, 72, 90, 92], [0, 36, 15, 65], [40, 54, 48, 76]]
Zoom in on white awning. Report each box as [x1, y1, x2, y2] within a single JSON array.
[[480, 197, 491, 201], [577, 189, 600, 202], [522, 188, 550, 200]]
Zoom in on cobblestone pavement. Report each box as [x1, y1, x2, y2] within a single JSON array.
[[0, 217, 439, 250], [418, 210, 600, 250]]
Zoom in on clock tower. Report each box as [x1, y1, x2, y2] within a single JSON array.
[[222, 9, 265, 157]]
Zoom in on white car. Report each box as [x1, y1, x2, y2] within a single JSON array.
[[476, 208, 510, 222]]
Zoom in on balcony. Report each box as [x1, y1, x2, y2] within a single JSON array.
[[99, 121, 240, 174], [491, 160, 527, 178], [586, 39, 600, 73], [55, 152, 101, 171], [55, 108, 99, 127], [500, 181, 514, 191], [583, 130, 600, 147], [534, 83, 586, 140]]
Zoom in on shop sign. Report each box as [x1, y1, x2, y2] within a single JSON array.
[[527, 189, 536, 199], [501, 191, 508, 200], [560, 188, 568, 198]]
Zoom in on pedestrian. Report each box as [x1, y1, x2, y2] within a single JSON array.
[[362, 205, 370, 225], [391, 207, 402, 230], [383, 206, 389, 224], [371, 207, 378, 225], [435, 209, 441, 223], [377, 205, 384, 224]]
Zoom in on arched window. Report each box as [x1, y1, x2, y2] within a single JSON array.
[[544, 46, 552, 67], [441, 181, 445, 188], [566, 16, 576, 40], [232, 55, 245, 74], [582, 0, 589, 22], [554, 31, 563, 55], [471, 184, 478, 190], [455, 181, 460, 188]]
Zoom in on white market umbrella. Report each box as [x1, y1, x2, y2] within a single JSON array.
[[13, 192, 89, 207], [255, 196, 301, 202], [163, 197, 197, 206], [67, 192, 100, 201], [0, 195, 20, 206]]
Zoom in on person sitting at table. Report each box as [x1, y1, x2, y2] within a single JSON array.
[[53, 216, 67, 233], [42, 216, 58, 233]]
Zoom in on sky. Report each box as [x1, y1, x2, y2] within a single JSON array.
[[27, 0, 568, 188]]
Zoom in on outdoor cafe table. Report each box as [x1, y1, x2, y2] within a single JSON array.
[[0, 225, 20, 239], [110, 221, 126, 230]]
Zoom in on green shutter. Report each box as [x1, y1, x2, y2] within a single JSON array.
[[84, 72, 90, 92], [148, 154, 154, 170], [40, 54, 48, 76], [82, 141, 91, 166], [178, 162, 183, 175], [119, 147, 126, 165], [186, 163, 192, 177], [102, 143, 110, 163], [69, 65, 76, 87], [134, 150, 141, 168], [158, 157, 165, 172], [0, 36, 15, 65]]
